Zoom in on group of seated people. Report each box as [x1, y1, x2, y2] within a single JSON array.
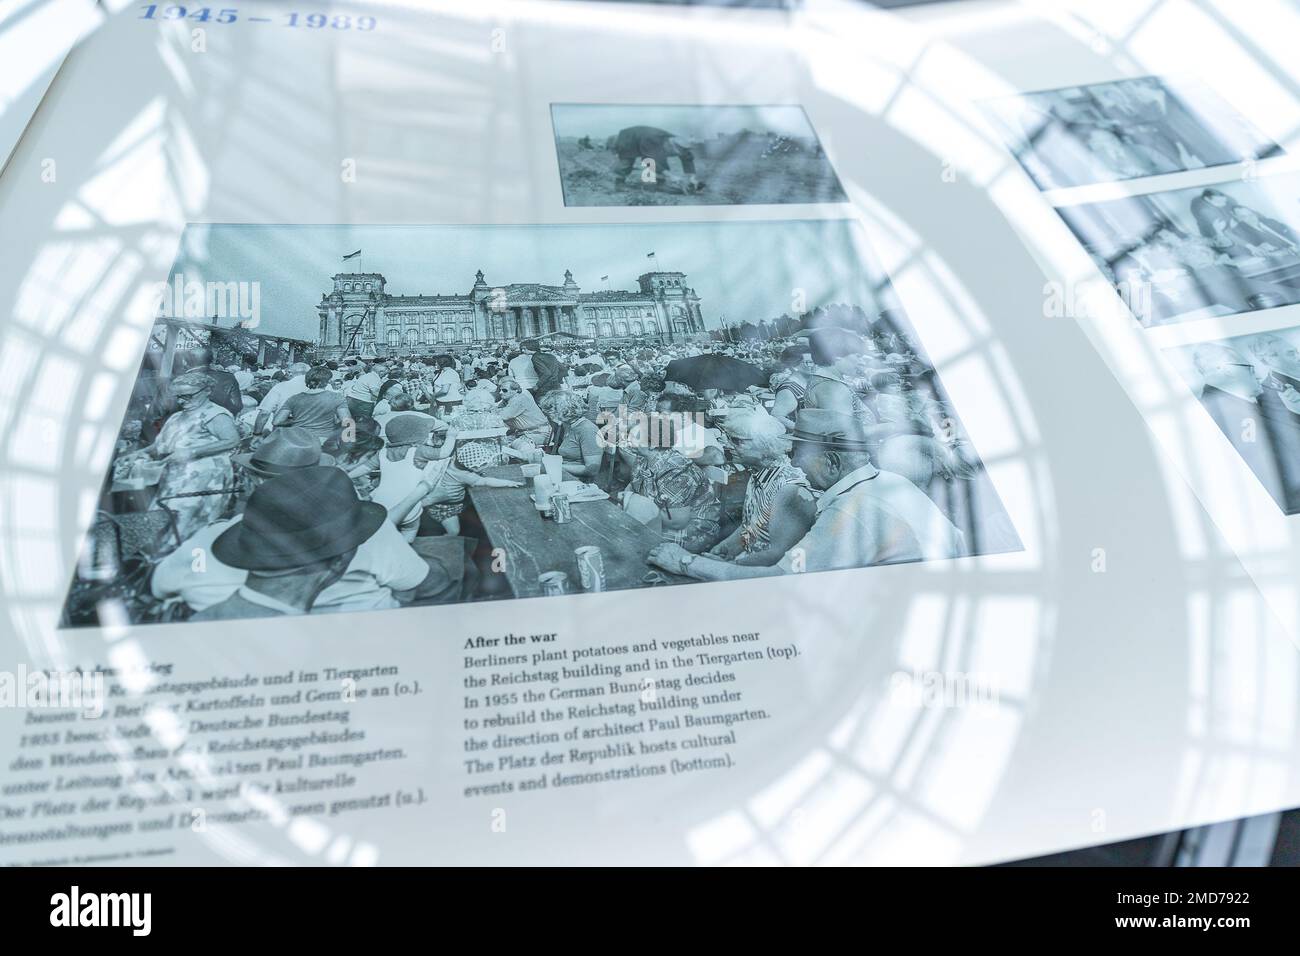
[[90, 321, 988, 622], [1105, 191, 1300, 325], [1186, 332, 1300, 515]]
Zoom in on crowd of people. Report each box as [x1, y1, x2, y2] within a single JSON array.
[[73, 316, 1010, 624]]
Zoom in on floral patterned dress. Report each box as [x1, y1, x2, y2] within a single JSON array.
[[152, 401, 235, 540]]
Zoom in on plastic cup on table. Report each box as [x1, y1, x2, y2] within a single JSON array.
[[533, 475, 556, 507], [542, 454, 563, 483]]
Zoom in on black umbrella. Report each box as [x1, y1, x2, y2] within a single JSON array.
[[665, 355, 768, 392]]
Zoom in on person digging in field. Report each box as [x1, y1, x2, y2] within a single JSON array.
[[611, 125, 703, 194]]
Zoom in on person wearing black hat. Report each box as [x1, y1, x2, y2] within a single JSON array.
[[648, 408, 963, 581], [190, 467, 386, 619], [233, 425, 336, 479], [153, 429, 464, 615]]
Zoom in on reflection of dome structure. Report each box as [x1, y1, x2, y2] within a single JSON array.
[[9, 0, 1295, 869], [316, 269, 705, 356]]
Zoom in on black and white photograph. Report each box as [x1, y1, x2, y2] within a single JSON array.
[[61, 219, 1020, 628], [550, 104, 847, 206], [980, 75, 1282, 191], [1057, 172, 1300, 327], [1165, 326, 1300, 515]]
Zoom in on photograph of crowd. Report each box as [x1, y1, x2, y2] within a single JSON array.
[[1057, 173, 1300, 327], [62, 220, 1021, 628], [551, 104, 846, 206], [980, 75, 1281, 191], [1165, 326, 1300, 515]]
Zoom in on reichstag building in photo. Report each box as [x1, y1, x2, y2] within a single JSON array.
[[316, 268, 707, 356]]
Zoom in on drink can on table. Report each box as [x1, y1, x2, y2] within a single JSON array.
[[538, 571, 568, 596], [574, 546, 606, 592], [551, 494, 572, 523]]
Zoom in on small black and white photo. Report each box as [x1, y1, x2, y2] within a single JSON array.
[[980, 75, 1282, 191], [550, 104, 846, 206], [1165, 327, 1300, 514], [1057, 172, 1300, 327], [61, 219, 1020, 629]]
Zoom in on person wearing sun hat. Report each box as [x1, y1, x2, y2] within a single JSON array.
[[157, 427, 342, 611], [648, 408, 963, 581], [670, 415, 725, 466], [379, 407, 523, 538], [370, 414, 456, 541]]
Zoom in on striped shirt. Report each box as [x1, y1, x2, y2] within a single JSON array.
[[739, 461, 811, 555], [770, 373, 809, 428], [773, 379, 807, 405]]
